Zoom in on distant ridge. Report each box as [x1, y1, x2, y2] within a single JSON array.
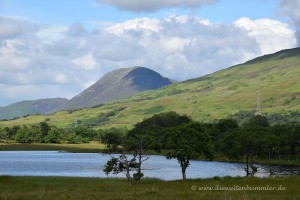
[[243, 47, 300, 65], [0, 98, 68, 120]]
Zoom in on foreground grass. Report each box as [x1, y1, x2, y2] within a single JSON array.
[[0, 142, 105, 153], [0, 176, 299, 200]]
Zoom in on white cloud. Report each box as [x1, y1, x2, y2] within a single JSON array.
[[54, 73, 68, 84], [105, 17, 160, 35], [36, 26, 68, 44], [96, 0, 217, 12], [0, 15, 297, 106], [234, 17, 297, 54], [72, 54, 98, 70], [278, 0, 300, 45], [0, 17, 39, 39]]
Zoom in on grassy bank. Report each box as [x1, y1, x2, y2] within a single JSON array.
[[0, 176, 299, 200], [0, 142, 105, 153]]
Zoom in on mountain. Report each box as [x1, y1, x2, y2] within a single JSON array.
[[0, 98, 68, 120], [64, 66, 173, 110], [0, 67, 172, 120], [1, 47, 300, 128]]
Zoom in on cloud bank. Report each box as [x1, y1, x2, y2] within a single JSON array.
[[96, 0, 217, 12], [0, 15, 296, 106], [278, 0, 300, 45]]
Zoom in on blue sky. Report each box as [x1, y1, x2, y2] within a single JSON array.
[[0, 0, 299, 106], [1, 0, 283, 27]]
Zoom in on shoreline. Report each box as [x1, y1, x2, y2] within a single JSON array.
[[1, 142, 300, 166]]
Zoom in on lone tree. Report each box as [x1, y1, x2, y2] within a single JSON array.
[[103, 154, 138, 186], [126, 129, 153, 182], [125, 111, 192, 182], [163, 122, 214, 180], [102, 128, 149, 185]]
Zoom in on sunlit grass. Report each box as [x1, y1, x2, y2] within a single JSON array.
[[0, 142, 105, 153]]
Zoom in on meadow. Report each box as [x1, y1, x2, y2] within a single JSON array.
[[0, 176, 299, 200]]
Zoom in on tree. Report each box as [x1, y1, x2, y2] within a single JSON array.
[[210, 118, 239, 152], [39, 121, 51, 139], [238, 127, 259, 176], [135, 111, 191, 129], [15, 125, 33, 143], [44, 127, 63, 143], [246, 115, 269, 128], [101, 128, 127, 152], [103, 154, 138, 186], [164, 122, 214, 180], [126, 128, 154, 182], [0, 126, 7, 142], [102, 128, 140, 185], [125, 111, 192, 182], [220, 130, 241, 160], [4, 126, 20, 140]]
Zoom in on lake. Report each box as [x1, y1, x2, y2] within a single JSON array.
[[0, 151, 299, 180]]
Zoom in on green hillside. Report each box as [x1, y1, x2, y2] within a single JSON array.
[[0, 98, 68, 120], [1, 48, 300, 129]]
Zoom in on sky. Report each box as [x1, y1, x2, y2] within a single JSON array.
[[0, 0, 299, 106]]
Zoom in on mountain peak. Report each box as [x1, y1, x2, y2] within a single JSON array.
[[65, 66, 173, 109]]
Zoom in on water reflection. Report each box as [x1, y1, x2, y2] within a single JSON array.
[[0, 151, 299, 180]]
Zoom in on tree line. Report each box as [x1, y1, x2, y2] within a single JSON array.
[[0, 122, 100, 144], [101, 112, 300, 184]]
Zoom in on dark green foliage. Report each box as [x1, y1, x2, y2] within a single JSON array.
[[0, 126, 7, 142], [44, 127, 62, 143], [101, 128, 127, 152], [126, 112, 212, 181], [246, 115, 269, 127], [163, 122, 214, 180], [230, 110, 300, 126], [216, 115, 300, 176], [9, 122, 97, 144], [4, 126, 20, 140], [39, 121, 51, 138], [136, 111, 191, 129], [15, 125, 34, 143]]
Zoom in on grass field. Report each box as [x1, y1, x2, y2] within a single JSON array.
[[0, 176, 299, 200]]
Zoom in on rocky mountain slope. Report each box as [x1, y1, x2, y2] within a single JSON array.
[[64, 67, 173, 110]]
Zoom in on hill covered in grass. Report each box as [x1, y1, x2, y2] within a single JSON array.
[[0, 98, 68, 120], [1, 47, 300, 129]]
